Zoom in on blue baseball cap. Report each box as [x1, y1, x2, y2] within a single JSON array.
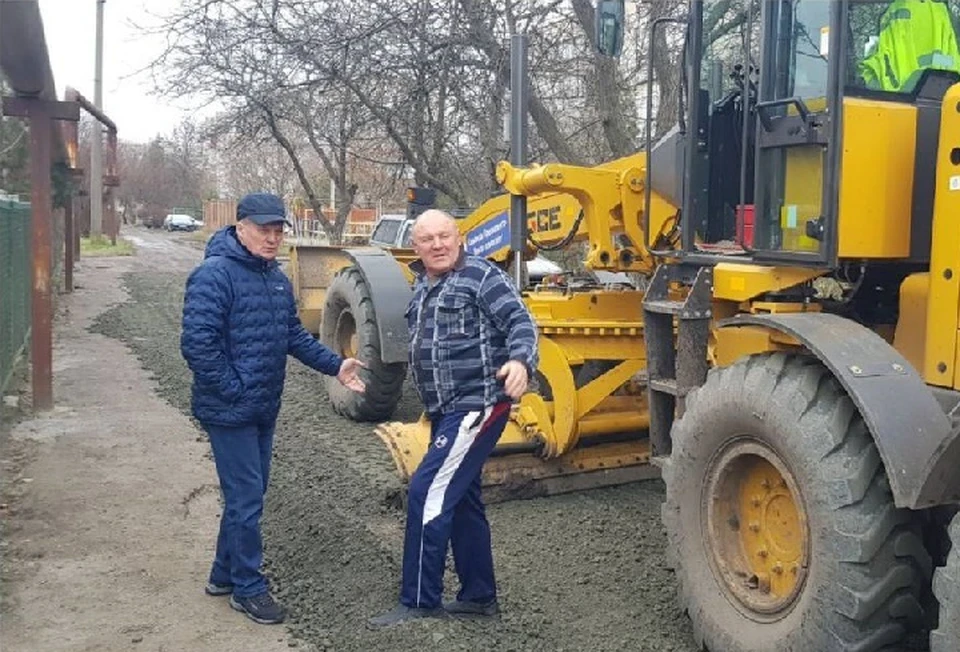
[[236, 193, 291, 226]]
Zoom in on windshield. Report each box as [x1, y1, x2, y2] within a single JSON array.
[[401, 224, 414, 247], [371, 218, 401, 245]]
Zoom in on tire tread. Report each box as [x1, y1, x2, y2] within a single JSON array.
[[321, 266, 406, 422]]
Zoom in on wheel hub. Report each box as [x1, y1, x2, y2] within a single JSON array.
[[704, 439, 809, 619]]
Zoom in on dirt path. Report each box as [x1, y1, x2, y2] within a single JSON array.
[[2, 227, 700, 652]]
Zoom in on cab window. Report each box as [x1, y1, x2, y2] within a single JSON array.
[[400, 223, 414, 247], [370, 218, 401, 246]]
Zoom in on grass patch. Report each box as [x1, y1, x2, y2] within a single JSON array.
[[80, 236, 134, 257]]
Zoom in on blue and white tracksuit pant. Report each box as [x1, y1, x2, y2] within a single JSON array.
[[400, 402, 511, 609], [206, 421, 275, 598]]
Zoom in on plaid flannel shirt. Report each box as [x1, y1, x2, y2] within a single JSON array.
[[406, 251, 539, 416]]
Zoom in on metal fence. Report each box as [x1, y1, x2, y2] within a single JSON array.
[[291, 218, 374, 245], [0, 197, 31, 393]]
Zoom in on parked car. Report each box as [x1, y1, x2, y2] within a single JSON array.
[[164, 214, 198, 232]]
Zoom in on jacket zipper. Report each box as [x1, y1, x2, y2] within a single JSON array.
[[261, 267, 283, 354]]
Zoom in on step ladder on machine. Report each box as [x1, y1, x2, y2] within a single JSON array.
[[642, 264, 713, 463]]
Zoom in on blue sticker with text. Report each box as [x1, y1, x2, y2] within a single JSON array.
[[465, 211, 510, 257]]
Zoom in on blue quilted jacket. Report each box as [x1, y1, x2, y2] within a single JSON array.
[[180, 226, 343, 427]]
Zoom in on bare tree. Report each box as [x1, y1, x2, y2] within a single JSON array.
[[144, 0, 753, 219], [115, 125, 213, 226], [150, 0, 387, 243], [0, 77, 29, 196], [208, 128, 302, 201]]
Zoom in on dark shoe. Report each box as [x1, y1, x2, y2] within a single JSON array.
[[229, 592, 286, 625], [205, 582, 233, 597], [368, 603, 446, 628], [444, 597, 500, 618]]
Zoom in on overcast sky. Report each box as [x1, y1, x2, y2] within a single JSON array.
[[38, 0, 195, 143]]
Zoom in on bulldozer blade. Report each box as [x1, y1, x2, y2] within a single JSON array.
[[375, 420, 660, 504]]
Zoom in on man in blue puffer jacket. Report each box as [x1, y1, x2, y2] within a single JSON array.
[[180, 192, 365, 625]]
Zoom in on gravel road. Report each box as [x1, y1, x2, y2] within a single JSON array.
[[91, 228, 698, 651]]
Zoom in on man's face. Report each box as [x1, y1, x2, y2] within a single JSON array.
[[412, 214, 461, 277], [237, 219, 284, 260]]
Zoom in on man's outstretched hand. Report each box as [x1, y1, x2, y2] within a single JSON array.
[[496, 360, 528, 400], [338, 358, 367, 393]]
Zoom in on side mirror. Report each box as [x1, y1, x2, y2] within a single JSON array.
[[595, 0, 625, 58]]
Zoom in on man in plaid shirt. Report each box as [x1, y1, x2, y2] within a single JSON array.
[[370, 209, 538, 627]]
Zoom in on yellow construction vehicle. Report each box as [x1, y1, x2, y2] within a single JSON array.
[[287, 150, 675, 499], [287, 0, 960, 647], [375, 152, 686, 500]]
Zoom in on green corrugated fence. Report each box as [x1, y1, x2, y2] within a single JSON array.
[[0, 197, 31, 394]]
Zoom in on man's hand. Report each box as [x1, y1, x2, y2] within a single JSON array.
[[496, 360, 528, 400], [337, 358, 367, 393]]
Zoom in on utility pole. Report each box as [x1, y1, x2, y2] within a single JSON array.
[[509, 34, 529, 289], [90, 0, 105, 238]]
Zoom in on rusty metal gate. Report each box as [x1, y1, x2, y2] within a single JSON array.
[[0, 196, 31, 393]]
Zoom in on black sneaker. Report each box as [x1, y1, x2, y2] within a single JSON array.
[[229, 592, 286, 625], [205, 582, 232, 597], [367, 603, 446, 628], [444, 597, 499, 618]]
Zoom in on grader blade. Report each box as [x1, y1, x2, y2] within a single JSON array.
[[375, 419, 659, 504]]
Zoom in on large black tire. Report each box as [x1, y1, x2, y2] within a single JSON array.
[[662, 352, 930, 652], [931, 512, 960, 651], [320, 266, 406, 421]]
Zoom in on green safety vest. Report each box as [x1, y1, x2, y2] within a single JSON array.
[[860, 0, 960, 92]]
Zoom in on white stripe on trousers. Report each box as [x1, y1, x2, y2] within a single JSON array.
[[416, 406, 491, 607]]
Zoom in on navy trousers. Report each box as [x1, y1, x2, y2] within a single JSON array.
[[206, 421, 275, 598], [400, 402, 511, 609]]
